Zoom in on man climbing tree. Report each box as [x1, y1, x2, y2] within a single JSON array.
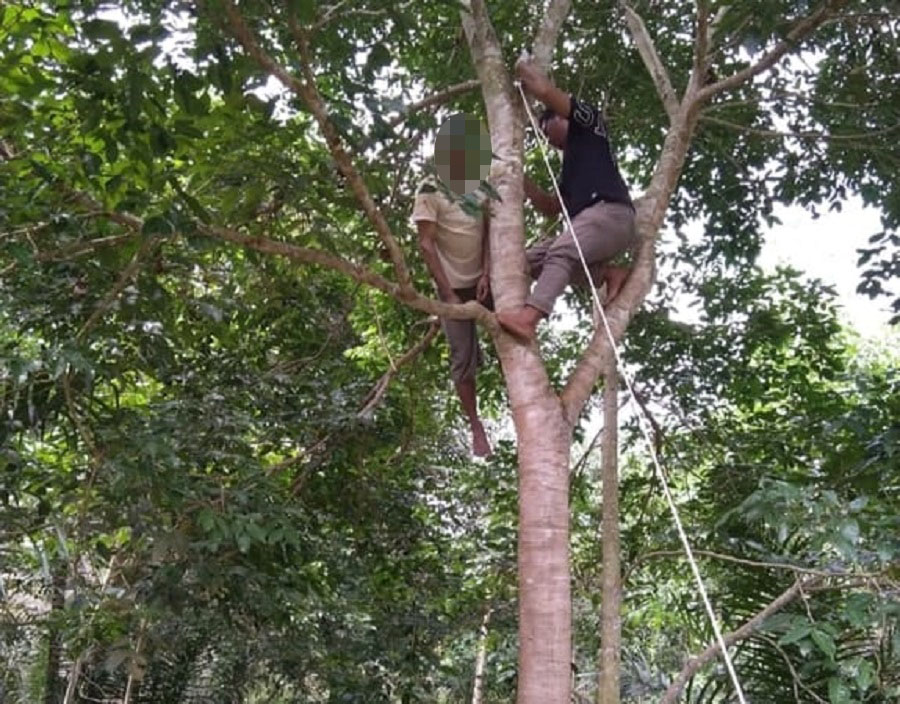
[[497, 57, 637, 342], [413, 178, 493, 457]]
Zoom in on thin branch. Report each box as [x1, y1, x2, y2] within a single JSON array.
[[659, 577, 821, 704], [531, 0, 573, 73], [620, 1, 679, 121], [63, 190, 143, 231], [698, 0, 850, 101], [312, 3, 383, 30], [628, 549, 886, 580], [75, 235, 161, 341], [357, 320, 441, 418], [199, 222, 492, 324], [54, 179, 494, 327], [38, 234, 135, 261], [759, 634, 829, 704], [559, 283, 639, 425], [701, 114, 900, 143], [387, 80, 481, 128], [693, 0, 711, 78], [220, 0, 413, 292]]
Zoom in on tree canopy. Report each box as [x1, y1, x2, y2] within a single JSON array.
[[1, 1, 897, 702]]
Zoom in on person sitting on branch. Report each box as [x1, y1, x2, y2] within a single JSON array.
[[497, 57, 637, 342]]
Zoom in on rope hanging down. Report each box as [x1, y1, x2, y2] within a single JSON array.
[[515, 80, 749, 704]]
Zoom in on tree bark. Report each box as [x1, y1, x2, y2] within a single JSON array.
[[43, 560, 66, 704], [462, 3, 573, 701], [597, 362, 621, 704], [471, 606, 493, 704]]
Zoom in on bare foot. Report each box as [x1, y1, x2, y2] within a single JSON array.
[[496, 306, 542, 341], [602, 266, 630, 304], [472, 421, 492, 458]]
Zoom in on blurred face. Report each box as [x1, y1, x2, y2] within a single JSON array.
[[541, 115, 569, 150]]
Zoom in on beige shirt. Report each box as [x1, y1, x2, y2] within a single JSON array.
[[411, 185, 486, 289]]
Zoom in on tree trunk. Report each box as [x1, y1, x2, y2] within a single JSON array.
[[511, 392, 572, 704], [460, 4, 574, 700], [471, 606, 492, 704], [43, 560, 66, 704], [597, 362, 621, 704]]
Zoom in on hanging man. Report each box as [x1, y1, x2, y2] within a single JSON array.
[[412, 178, 493, 457], [497, 57, 637, 341]]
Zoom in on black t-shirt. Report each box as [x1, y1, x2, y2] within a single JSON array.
[[559, 95, 633, 216]]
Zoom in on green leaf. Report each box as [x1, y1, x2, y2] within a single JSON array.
[[149, 124, 172, 156], [82, 19, 122, 43], [142, 214, 174, 236], [368, 43, 391, 71], [855, 659, 875, 692], [246, 522, 266, 544], [289, 0, 317, 23], [811, 629, 836, 660], [778, 622, 812, 645], [848, 495, 868, 512], [237, 533, 251, 553], [828, 677, 850, 704], [839, 518, 860, 543], [29, 158, 54, 182], [175, 188, 212, 225]]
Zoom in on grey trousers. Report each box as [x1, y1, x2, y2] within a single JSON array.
[[442, 286, 493, 383], [525, 200, 636, 314]]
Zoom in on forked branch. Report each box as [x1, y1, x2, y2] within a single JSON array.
[[621, 1, 679, 121], [357, 320, 441, 418], [697, 0, 850, 101], [220, 0, 414, 292], [532, 0, 573, 73]]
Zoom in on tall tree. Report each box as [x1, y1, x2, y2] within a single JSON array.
[[1, 1, 896, 702]]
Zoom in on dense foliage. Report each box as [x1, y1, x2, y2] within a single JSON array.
[[1, 0, 897, 702]]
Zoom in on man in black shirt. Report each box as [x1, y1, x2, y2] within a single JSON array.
[[497, 58, 636, 342]]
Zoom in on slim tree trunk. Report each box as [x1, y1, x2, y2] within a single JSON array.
[[471, 606, 492, 704], [43, 561, 66, 704], [597, 362, 621, 704]]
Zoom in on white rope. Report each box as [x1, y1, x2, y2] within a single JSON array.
[[516, 81, 749, 704]]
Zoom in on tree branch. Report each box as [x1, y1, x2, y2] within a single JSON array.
[[620, 1, 679, 121], [659, 577, 821, 704], [628, 549, 886, 580], [220, 0, 414, 292], [697, 0, 850, 101], [357, 320, 441, 418], [75, 235, 162, 341], [531, 0, 573, 73], [58, 183, 493, 326], [198, 222, 493, 324], [701, 115, 900, 143], [692, 0, 711, 79], [387, 80, 481, 127], [559, 231, 651, 424], [37, 234, 135, 262]]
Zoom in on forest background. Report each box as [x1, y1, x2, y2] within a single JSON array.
[[0, 0, 898, 702]]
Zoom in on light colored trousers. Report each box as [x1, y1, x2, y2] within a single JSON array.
[[526, 200, 636, 314]]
